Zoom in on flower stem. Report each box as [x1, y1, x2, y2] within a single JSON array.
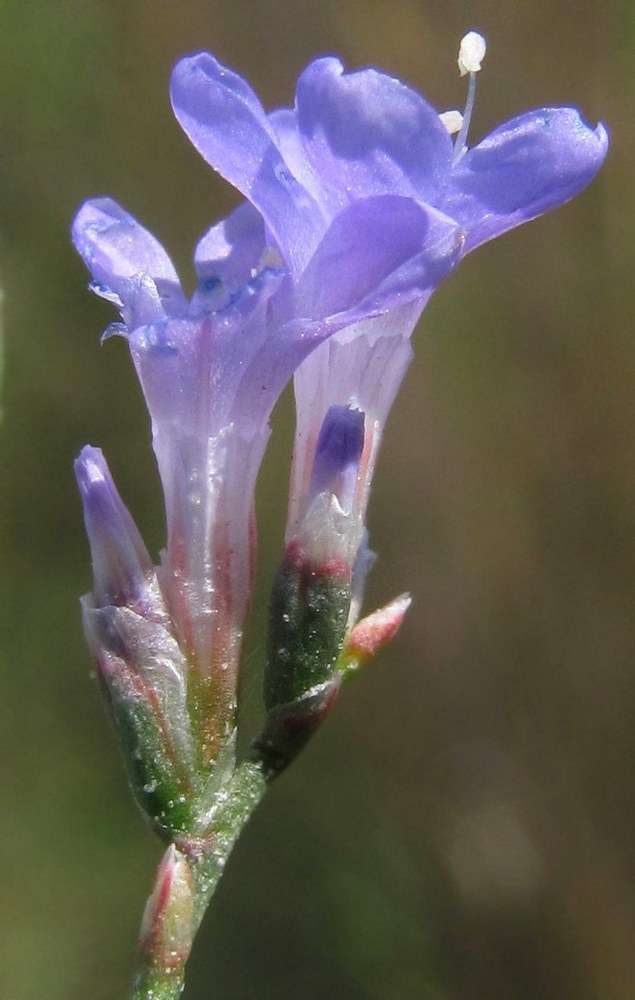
[[129, 757, 269, 1000], [130, 966, 185, 1000]]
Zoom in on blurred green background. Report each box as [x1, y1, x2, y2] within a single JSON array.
[[1, 1, 632, 997]]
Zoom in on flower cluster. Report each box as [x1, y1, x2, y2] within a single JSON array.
[[73, 36, 607, 829]]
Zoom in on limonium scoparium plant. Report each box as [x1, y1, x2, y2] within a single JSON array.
[[72, 32, 607, 999]]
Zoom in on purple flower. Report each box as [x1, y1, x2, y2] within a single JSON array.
[[73, 37, 607, 794], [167, 46, 604, 577], [73, 50, 462, 781], [271, 38, 609, 607]]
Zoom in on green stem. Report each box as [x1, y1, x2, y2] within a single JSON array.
[[129, 758, 269, 1000], [130, 965, 185, 1000]]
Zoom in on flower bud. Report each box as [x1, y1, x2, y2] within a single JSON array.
[[266, 406, 366, 707], [76, 446, 196, 837], [341, 593, 412, 674], [75, 445, 164, 617], [137, 845, 194, 979], [83, 606, 196, 836], [261, 407, 366, 772]]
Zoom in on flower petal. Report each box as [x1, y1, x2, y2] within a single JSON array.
[[308, 404, 365, 512], [170, 54, 325, 272], [269, 107, 337, 217], [447, 109, 609, 251], [295, 194, 461, 320], [194, 201, 266, 291], [227, 198, 455, 435], [191, 200, 277, 318], [72, 198, 186, 326], [296, 58, 452, 207], [74, 445, 166, 620], [128, 268, 285, 456]]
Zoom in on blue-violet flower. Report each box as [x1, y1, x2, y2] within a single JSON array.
[[73, 35, 607, 818]]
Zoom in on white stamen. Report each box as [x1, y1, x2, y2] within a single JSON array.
[[440, 110, 464, 135], [452, 31, 487, 165], [458, 31, 487, 76]]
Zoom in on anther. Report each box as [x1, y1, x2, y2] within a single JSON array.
[[458, 31, 487, 76], [440, 110, 464, 135], [452, 31, 487, 165]]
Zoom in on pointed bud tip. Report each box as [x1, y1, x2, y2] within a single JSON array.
[[75, 445, 156, 610], [74, 444, 108, 494], [139, 845, 194, 968], [344, 593, 412, 662]]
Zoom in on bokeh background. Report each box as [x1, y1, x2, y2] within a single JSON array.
[[1, 1, 632, 997]]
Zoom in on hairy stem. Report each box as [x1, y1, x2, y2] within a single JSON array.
[[129, 758, 269, 1000]]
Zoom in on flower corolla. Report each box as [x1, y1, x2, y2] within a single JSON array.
[[73, 39, 608, 803]]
